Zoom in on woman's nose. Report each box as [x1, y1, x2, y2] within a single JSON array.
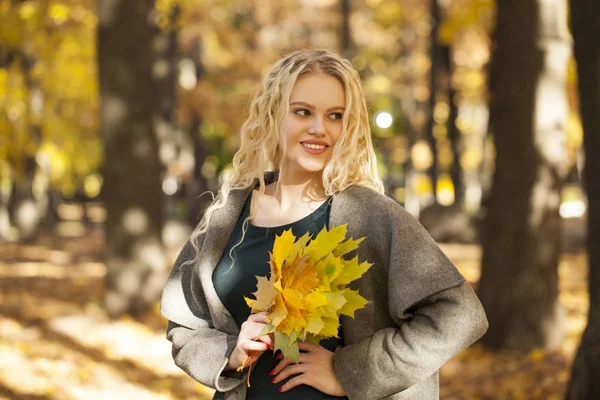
[[308, 116, 325, 135]]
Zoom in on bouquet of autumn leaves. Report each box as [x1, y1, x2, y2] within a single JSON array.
[[239, 224, 372, 376]]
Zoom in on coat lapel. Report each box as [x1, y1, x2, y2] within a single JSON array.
[[197, 186, 253, 335], [195, 170, 347, 335]]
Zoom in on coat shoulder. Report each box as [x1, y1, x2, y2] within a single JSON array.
[[337, 185, 414, 224]]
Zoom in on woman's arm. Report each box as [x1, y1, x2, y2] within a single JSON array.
[[161, 236, 249, 392], [166, 319, 245, 392], [331, 199, 488, 399], [162, 236, 274, 392], [332, 280, 488, 399]]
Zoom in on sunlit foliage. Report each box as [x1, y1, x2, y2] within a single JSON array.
[[0, 0, 98, 198], [0, 0, 584, 206]]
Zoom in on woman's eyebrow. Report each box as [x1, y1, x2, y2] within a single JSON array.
[[289, 101, 345, 112]]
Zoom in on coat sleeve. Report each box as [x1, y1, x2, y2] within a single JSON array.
[[332, 203, 488, 399], [160, 237, 247, 392]]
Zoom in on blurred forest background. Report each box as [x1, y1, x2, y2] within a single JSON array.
[[1, 0, 599, 399]]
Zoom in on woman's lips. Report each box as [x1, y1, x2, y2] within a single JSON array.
[[300, 142, 328, 155]]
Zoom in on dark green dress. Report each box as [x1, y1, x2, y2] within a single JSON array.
[[213, 191, 347, 399]]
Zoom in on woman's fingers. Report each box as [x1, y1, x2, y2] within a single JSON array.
[[256, 334, 273, 348], [241, 339, 269, 352], [271, 356, 294, 376], [271, 363, 307, 384], [230, 313, 274, 370], [248, 312, 270, 324], [278, 373, 308, 392], [271, 345, 345, 396], [271, 358, 291, 376], [240, 313, 272, 345], [271, 352, 309, 376]]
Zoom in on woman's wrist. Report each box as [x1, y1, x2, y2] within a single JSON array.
[[225, 345, 243, 371]]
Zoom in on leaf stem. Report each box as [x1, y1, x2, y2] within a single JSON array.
[[237, 353, 258, 387]]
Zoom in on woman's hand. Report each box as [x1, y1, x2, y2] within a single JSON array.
[[226, 312, 273, 371], [270, 341, 345, 396]]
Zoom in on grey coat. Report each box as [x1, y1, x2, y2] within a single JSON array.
[[160, 172, 489, 400]]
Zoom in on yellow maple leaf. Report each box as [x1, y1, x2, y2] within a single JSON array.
[[272, 229, 295, 270], [303, 291, 328, 310], [304, 224, 347, 262], [282, 288, 305, 313], [332, 236, 365, 258], [268, 257, 283, 292], [283, 253, 320, 293], [242, 226, 373, 365], [275, 330, 299, 360], [270, 293, 288, 326], [317, 253, 346, 287], [281, 313, 306, 336], [320, 317, 341, 338], [305, 314, 325, 335], [339, 289, 369, 318], [244, 275, 277, 313], [286, 231, 312, 263], [325, 291, 348, 313], [331, 256, 373, 288]]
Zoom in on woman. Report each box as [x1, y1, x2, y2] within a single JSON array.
[[161, 49, 488, 400]]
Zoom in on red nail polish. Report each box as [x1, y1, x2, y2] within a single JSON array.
[[276, 353, 283, 360], [269, 368, 275, 376], [278, 387, 283, 392], [271, 377, 276, 383]]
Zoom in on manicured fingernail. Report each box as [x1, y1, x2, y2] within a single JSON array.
[[276, 352, 283, 360], [271, 377, 276, 383], [278, 387, 283, 392], [269, 368, 275, 376]]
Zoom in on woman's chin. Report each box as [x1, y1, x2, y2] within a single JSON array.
[[283, 161, 324, 174], [299, 164, 326, 174]]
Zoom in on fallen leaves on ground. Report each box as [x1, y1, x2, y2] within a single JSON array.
[[438, 244, 588, 400], [0, 230, 589, 399], [0, 228, 212, 400]]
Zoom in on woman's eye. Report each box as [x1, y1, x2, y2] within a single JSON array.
[[330, 112, 343, 120], [294, 109, 310, 117]]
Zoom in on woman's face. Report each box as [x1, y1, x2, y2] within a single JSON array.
[[281, 73, 345, 178]]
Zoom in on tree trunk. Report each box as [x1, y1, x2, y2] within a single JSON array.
[[154, 4, 182, 223], [186, 115, 212, 226], [441, 45, 462, 204], [340, 0, 353, 59], [3, 51, 46, 242], [565, 0, 600, 397], [98, 0, 167, 317], [7, 157, 40, 242], [478, 0, 570, 349], [177, 37, 211, 226], [154, 3, 179, 170], [426, 0, 440, 200]]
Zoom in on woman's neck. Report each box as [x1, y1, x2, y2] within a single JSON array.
[[265, 169, 327, 210]]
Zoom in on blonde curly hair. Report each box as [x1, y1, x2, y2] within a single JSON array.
[[188, 48, 385, 264]]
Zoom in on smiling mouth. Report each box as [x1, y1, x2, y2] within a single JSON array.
[[301, 143, 328, 150]]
